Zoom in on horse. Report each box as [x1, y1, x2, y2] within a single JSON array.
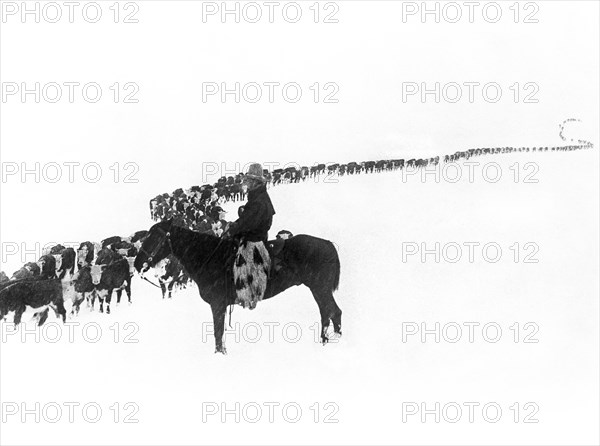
[[134, 219, 342, 354]]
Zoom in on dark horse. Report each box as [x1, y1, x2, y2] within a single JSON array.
[[134, 219, 342, 354]]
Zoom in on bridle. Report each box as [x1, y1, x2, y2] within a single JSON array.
[[139, 226, 173, 265], [135, 226, 175, 288]]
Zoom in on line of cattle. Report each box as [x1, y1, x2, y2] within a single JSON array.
[[0, 231, 192, 326], [1, 143, 593, 327], [149, 143, 593, 227]]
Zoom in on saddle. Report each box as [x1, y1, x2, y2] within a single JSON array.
[[266, 238, 286, 273], [226, 235, 288, 275]]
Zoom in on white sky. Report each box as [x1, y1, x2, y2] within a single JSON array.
[[0, 0, 599, 271]]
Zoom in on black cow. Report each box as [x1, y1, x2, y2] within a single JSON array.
[[131, 231, 149, 251], [346, 162, 358, 174], [111, 240, 137, 258], [11, 262, 41, 280], [101, 236, 122, 249], [71, 265, 95, 316], [77, 241, 96, 268], [0, 278, 66, 326], [37, 254, 57, 279], [91, 249, 131, 314], [49, 246, 76, 280]]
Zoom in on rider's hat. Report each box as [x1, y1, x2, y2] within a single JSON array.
[[244, 163, 266, 182]]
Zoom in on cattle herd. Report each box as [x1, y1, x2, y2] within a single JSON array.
[[0, 142, 594, 327], [150, 143, 593, 231], [0, 231, 192, 326]]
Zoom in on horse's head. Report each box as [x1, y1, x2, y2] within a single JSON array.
[[134, 219, 173, 275]]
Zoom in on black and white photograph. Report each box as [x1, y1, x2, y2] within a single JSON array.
[[0, 1, 598, 445]]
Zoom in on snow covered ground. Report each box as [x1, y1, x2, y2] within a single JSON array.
[[1, 148, 598, 445]]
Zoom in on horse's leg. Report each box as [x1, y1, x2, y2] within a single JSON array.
[[331, 298, 342, 336], [168, 281, 174, 298], [116, 288, 122, 304], [311, 288, 342, 344], [312, 290, 332, 344], [210, 299, 227, 354], [160, 281, 166, 299]]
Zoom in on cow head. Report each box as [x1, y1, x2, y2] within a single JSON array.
[[57, 248, 76, 278], [53, 254, 63, 271], [117, 248, 130, 257], [90, 265, 105, 285], [155, 257, 170, 279], [77, 249, 88, 267], [126, 257, 136, 275], [37, 254, 57, 278]]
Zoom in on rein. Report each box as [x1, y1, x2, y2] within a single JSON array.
[[141, 271, 186, 289], [141, 276, 162, 289]]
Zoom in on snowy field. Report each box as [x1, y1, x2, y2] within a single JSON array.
[[1, 149, 598, 445]]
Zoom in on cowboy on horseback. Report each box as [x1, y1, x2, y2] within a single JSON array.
[[224, 163, 275, 309]]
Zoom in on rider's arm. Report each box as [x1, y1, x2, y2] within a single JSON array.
[[227, 200, 263, 237]]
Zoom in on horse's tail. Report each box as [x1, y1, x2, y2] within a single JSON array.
[[328, 240, 341, 293], [332, 254, 340, 292]]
